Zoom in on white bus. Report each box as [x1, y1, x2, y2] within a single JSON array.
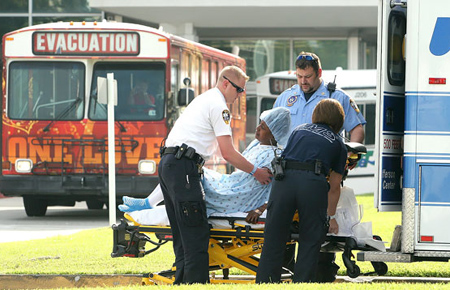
[[246, 69, 377, 194]]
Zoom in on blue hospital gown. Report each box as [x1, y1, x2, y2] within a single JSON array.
[[203, 140, 276, 216]]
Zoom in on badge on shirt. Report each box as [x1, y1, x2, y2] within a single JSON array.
[[350, 98, 360, 113], [287, 95, 298, 107], [222, 110, 231, 124]]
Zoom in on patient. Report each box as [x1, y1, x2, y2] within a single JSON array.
[[119, 107, 291, 225]]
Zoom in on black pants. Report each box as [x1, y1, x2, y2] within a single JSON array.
[[158, 154, 209, 284], [256, 170, 329, 283]]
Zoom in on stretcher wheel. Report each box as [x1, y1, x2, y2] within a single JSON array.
[[371, 261, 388, 276], [346, 264, 360, 278]]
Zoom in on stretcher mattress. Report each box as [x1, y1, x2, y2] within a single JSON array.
[[126, 205, 267, 229]]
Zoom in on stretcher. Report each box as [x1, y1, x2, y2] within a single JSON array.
[[111, 212, 387, 285], [110, 142, 388, 284]]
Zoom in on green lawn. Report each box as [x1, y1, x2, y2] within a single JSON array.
[[1, 194, 450, 289]]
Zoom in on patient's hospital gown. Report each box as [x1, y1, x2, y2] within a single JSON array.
[[203, 140, 276, 216]]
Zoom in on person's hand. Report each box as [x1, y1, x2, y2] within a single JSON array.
[[245, 210, 261, 224], [253, 167, 273, 185], [328, 218, 339, 234]]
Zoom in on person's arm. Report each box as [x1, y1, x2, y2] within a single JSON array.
[[217, 135, 272, 185], [349, 124, 364, 143], [327, 170, 342, 234]]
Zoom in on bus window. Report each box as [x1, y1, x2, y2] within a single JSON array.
[[261, 97, 276, 112], [88, 62, 165, 121], [365, 103, 376, 145], [8, 61, 85, 120], [246, 97, 257, 134]]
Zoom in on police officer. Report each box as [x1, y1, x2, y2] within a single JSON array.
[[158, 66, 272, 284], [274, 51, 366, 143], [256, 99, 347, 283]]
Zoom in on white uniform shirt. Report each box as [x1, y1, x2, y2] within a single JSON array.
[[166, 88, 232, 159]]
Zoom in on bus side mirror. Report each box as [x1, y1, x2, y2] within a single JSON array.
[[177, 88, 194, 106]]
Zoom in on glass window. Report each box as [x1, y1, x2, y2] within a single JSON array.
[[0, 0, 28, 13], [0, 17, 29, 42], [365, 104, 376, 145], [8, 61, 85, 120], [32, 16, 102, 25], [88, 62, 166, 121], [293, 40, 348, 70], [201, 40, 290, 81], [246, 97, 257, 134], [33, 0, 100, 13], [387, 10, 406, 86]]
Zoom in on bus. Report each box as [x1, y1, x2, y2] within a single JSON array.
[[1, 21, 246, 216], [246, 69, 377, 194]]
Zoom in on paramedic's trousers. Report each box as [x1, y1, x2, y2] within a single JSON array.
[[158, 153, 209, 284], [256, 170, 329, 283]]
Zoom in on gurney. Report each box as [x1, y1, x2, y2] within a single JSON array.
[[110, 142, 388, 284], [111, 207, 387, 285]]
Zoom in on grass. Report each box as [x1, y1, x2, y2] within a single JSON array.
[[1, 194, 450, 289]]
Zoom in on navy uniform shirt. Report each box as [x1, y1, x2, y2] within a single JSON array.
[[282, 123, 347, 175]]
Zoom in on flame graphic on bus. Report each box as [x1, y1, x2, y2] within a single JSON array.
[[430, 17, 450, 56]]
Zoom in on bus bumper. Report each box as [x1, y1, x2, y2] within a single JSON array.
[[0, 175, 159, 199]]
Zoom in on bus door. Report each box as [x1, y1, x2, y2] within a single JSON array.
[[375, 0, 406, 211]]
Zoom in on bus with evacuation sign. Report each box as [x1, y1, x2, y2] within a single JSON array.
[[1, 21, 246, 216], [246, 69, 377, 195]]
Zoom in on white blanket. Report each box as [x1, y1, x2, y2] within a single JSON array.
[[126, 205, 267, 229]]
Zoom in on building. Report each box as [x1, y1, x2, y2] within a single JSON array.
[[1, 0, 377, 79]]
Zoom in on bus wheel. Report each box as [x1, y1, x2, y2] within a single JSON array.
[[86, 199, 104, 210], [23, 196, 48, 217]]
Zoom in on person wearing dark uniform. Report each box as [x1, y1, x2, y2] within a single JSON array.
[[273, 51, 367, 280], [256, 99, 347, 283], [158, 66, 272, 284]]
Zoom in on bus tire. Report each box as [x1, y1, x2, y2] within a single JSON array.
[[23, 196, 48, 217], [86, 199, 104, 210]]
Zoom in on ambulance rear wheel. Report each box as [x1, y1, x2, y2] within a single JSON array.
[[23, 196, 48, 217]]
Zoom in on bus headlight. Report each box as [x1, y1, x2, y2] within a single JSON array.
[[15, 159, 33, 173], [138, 160, 156, 174]]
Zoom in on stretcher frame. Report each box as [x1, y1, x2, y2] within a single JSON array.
[[111, 214, 387, 285]]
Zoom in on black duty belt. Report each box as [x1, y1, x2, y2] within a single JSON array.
[[160, 144, 205, 167], [284, 160, 326, 176]]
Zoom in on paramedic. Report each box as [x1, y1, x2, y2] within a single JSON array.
[[158, 66, 272, 284], [256, 99, 347, 283], [273, 51, 365, 143]]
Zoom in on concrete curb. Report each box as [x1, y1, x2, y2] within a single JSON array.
[[1, 274, 450, 289], [0, 274, 143, 290]]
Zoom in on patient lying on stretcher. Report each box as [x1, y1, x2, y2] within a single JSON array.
[[119, 107, 292, 227]]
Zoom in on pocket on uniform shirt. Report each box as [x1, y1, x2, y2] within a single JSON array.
[[179, 201, 207, 227]]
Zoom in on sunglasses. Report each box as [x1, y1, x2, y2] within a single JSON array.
[[296, 54, 317, 61], [223, 75, 245, 93]]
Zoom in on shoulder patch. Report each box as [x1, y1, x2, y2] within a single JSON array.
[[222, 110, 231, 124], [287, 95, 298, 107], [349, 98, 360, 113]]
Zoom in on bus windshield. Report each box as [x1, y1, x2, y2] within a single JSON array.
[[8, 61, 85, 120], [89, 62, 165, 121]]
